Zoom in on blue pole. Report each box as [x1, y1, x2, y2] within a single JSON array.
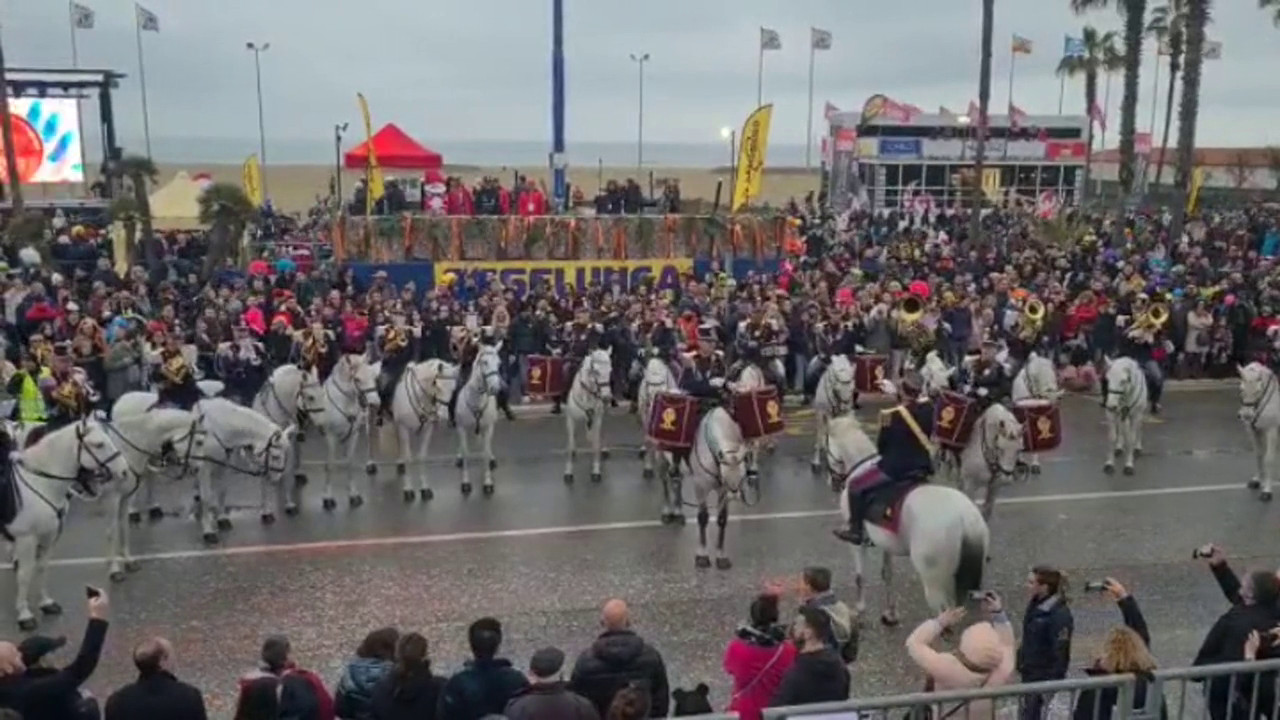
[[552, 0, 567, 211]]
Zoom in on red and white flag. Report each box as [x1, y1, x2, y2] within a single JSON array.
[[1090, 102, 1107, 132], [1008, 103, 1028, 129], [823, 102, 840, 121]]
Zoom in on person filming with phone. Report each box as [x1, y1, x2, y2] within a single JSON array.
[[0, 587, 109, 720], [1071, 578, 1166, 720], [904, 591, 1015, 720]]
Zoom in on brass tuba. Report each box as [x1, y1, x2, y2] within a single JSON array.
[[1145, 302, 1170, 329], [896, 295, 934, 355], [1020, 299, 1045, 341], [898, 295, 925, 324]]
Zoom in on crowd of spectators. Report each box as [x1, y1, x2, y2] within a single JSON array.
[[346, 173, 681, 218]]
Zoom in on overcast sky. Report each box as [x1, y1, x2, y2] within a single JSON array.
[[4, 0, 1279, 153]]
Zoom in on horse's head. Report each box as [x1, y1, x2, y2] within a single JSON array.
[[70, 416, 132, 499], [251, 424, 297, 482], [644, 354, 673, 386], [339, 354, 381, 410], [1103, 357, 1136, 413], [981, 405, 1024, 477], [1238, 362, 1274, 423], [428, 361, 459, 419], [823, 414, 876, 489], [825, 355, 856, 408], [584, 347, 614, 400], [474, 344, 504, 396], [920, 354, 955, 396], [1025, 353, 1062, 400], [295, 366, 326, 417]]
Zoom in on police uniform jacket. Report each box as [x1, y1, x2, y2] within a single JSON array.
[[680, 353, 726, 399], [1017, 594, 1074, 681], [876, 398, 935, 482], [970, 359, 1011, 402]]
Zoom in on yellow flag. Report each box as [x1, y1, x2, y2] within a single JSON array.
[[242, 154, 264, 207], [731, 104, 774, 212], [1187, 166, 1206, 215], [981, 168, 1001, 201], [356, 92, 386, 214]]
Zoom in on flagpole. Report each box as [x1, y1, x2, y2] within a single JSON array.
[[1007, 42, 1016, 119], [1058, 74, 1065, 114], [756, 28, 764, 108], [68, 1, 79, 67], [134, 7, 153, 158], [1101, 70, 1112, 149], [1148, 51, 1160, 136], [805, 37, 815, 169]]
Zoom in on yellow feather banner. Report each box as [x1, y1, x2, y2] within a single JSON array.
[[731, 104, 774, 212], [356, 92, 386, 214], [242, 154, 264, 207]]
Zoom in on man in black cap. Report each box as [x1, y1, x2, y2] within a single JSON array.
[[17, 635, 101, 720], [505, 646, 600, 720], [964, 335, 1011, 411]]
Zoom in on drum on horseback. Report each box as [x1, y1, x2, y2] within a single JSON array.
[[1011, 350, 1064, 474]]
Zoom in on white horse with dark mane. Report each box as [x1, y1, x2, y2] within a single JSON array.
[[1238, 361, 1279, 501], [2, 416, 133, 629], [810, 354, 856, 473], [728, 361, 768, 482], [825, 414, 989, 624], [311, 354, 381, 508], [636, 351, 680, 483], [383, 358, 458, 501], [563, 347, 613, 484], [1010, 350, 1063, 474], [678, 402, 749, 569], [1102, 356, 1148, 475], [252, 363, 327, 508], [937, 402, 1024, 519], [454, 343, 502, 496]]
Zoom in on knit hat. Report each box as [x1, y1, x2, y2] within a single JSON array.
[[958, 621, 1006, 672]]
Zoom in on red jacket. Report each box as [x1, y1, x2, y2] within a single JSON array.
[[446, 187, 473, 215], [723, 637, 796, 720], [1064, 301, 1099, 337], [237, 666, 334, 720], [517, 189, 546, 217], [498, 187, 512, 215]]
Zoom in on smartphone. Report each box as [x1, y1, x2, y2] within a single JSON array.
[[1191, 544, 1216, 560], [1082, 581, 1108, 593], [967, 590, 988, 601], [85, 585, 101, 600]]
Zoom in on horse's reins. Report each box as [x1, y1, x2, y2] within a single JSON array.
[[404, 363, 453, 429], [687, 415, 760, 507], [461, 352, 502, 434], [978, 415, 1017, 479], [823, 364, 856, 415], [323, 362, 377, 442], [15, 422, 126, 516], [570, 356, 610, 428], [197, 425, 287, 478], [1104, 362, 1144, 419], [102, 417, 204, 482], [259, 370, 324, 428]]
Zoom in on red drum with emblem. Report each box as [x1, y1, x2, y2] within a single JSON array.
[[853, 354, 888, 393], [733, 387, 786, 440], [646, 392, 699, 449], [1013, 399, 1062, 452], [525, 355, 567, 397], [933, 390, 978, 449]]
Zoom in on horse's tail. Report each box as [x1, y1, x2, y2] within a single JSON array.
[[954, 510, 988, 602]]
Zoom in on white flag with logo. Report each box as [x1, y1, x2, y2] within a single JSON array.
[[1203, 40, 1223, 60], [136, 4, 160, 32], [760, 27, 781, 51], [71, 3, 95, 30], [811, 28, 832, 51]]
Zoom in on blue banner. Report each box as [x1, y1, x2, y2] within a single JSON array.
[[878, 138, 922, 158]]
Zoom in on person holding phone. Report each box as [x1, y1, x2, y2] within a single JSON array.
[[904, 592, 1015, 720], [0, 588, 109, 720], [1071, 579, 1166, 720]]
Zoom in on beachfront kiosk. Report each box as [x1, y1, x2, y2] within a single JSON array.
[[825, 95, 1089, 213]]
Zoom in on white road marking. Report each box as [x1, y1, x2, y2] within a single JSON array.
[[42, 482, 1245, 569]]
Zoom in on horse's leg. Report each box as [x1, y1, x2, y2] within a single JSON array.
[[342, 426, 364, 507], [321, 435, 339, 510], [144, 472, 162, 520], [283, 440, 302, 516], [1028, 451, 1041, 475], [811, 412, 825, 474], [416, 423, 435, 501], [881, 550, 900, 626], [214, 466, 232, 532], [981, 469, 997, 521], [457, 427, 473, 495], [852, 542, 867, 615], [1103, 415, 1118, 474], [563, 413, 577, 484], [746, 441, 760, 482], [642, 438, 655, 479], [1250, 427, 1266, 490], [107, 489, 130, 581], [12, 535, 37, 629], [481, 412, 496, 495], [711, 494, 731, 570], [1121, 416, 1138, 475], [32, 536, 60, 616], [1263, 428, 1276, 501], [397, 423, 415, 501], [198, 463, 219, 543], [694, 490, 711, 569], [589, 409, 603, 483]]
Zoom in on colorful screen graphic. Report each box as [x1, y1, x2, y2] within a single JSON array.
[[0, 98, 85, 184]]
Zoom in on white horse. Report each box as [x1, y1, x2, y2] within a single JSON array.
[[728, 361, 768, 482], [810, 354, 856, 474], [100, 408, 206, 581], [385, 359, 458, 501], [941, 403, 1024, 520], [312, 354, 381, 508], [636, 352, 680, 483], [1103, 356, 1148, 476], [1010, 351, 1063, 474], [919, 351, 956, 396], [455, 343, 502, 496], [681, 405, 749, 570], [3, 416, 134, 629], [564, 347, 614, 484], [825, 415, 990, 624], [252, 363, 327, 508], [1238, 362, 1279, 502]]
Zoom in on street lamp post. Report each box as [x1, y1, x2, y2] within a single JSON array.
[[629, 53, 649, 176], [334, 122, 347, 214], [720, 126, 736, 206], [246, 41, 270, 200]]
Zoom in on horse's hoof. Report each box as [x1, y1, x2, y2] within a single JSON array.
[[395, 462, 407, 476], [810, 462, 822, 475], [260, 512, 276, 525], [641, 468, 654, 480], [636, 449, 646, 459], [365, 462, 377, 477], [109, 569, 126, 583], [1029, 464, 1042, 475], [695, 555, 712, 569], [455, 457, 464, 469], [125, 559, 141, 572], [1262, 491, 1274, 502], [322, 497, 337, 511], [461, 482, 473, 496], [127, 510, 141, 524], [202, 531, 219, 545], [420, 488, 434, 501], [17, 617, 36, 632], [601, 449, 611, 460], [296, 430, 307, 443], [1134, 448, 1144, 457], [563, 473, 574, 485], [1102, 463, 1115, 475], [482, 484, 495, 497], [403, 490, 415, 503], [38, 600, 62, 616], [284, 505, 300, 517], [148, 506, 164, 521], [216, 517, 233, 531], [880, 612, 901, 627], [1249, 478, 1262, 490], [488, 459, 498, 471], [590, 472, 603, 483], [715, 557, 733, 570], [294, 473, 309, 488], [349, 495, 364, 508], [1122, 465, 1135, 476]]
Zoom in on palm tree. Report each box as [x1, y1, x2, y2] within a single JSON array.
[[197, 182, 256, 275], [969, 0, 995, 245], [1057, 26, 1123, 201], [1072, 0, 1148, 195], [1262, 0, 1280, 26], [1170, 0, 1211, 238], [1147, 0, 1188, 187], [115, 155, 159, 265]]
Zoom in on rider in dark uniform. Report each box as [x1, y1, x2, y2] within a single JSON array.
[[835, 371, 935, 545], [375, 310, 415, 424], [728, 310, 784, 392], [966, 337, 1012, 411], [448, 326, 516, 426], [44, 348, 92, 433], [805, 316, 864, 404], [295, 319, 336, 380], [552, 307, 601, 415], [680, 324, 729, 402], [1114, 294, 1165, 414], [154, 336, 201, 411], [217, 323, 266, 406]]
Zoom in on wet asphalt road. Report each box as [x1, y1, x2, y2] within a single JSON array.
[[3, 387, 1274, 717]]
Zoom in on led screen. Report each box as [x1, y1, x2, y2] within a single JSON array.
[[1, 98, 86, 184]]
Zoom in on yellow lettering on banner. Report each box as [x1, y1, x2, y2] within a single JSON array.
[[873, 365, 885, 380], [434, 259, 694, 298], [531, 366, 542, 381]]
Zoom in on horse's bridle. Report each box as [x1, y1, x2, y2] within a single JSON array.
[[18, 420, 126, 500], [405, 362, 454, 427], [327, 358, 378, 415], [261, 369, 325, 426], [103, 416, 204, 479], [199, 424, 287, 478], [978, 415, 1018, 478], [1104, 363, 1143, 419], [575, 355, 612, 403], [823, 361, 856, 415]]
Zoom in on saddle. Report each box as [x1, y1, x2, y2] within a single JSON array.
[[847, 459, 921, 536]]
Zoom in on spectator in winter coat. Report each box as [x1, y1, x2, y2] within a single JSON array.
[[905, 593, 1015, 720], [335, 628, 398, 720], [369, 633, 445, 720], [723, 592, 797, 720], [235, 635, 333, 720], [505, 646, 599, 720], [768, 606, 850, 708], [104, 637, 207, 720], [1072, 579, 1167, 720], [798, 567, 856, 662], [570, 599, 670, 718], [1194, 546, 1280, 720], [0, 593, 109, 720], [437, 617, 528, 720], [1018, 567, 1075, 720]]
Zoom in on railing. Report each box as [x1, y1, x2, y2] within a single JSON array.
[[759, 658, 1280, 720], [330, 213, 799, 263]]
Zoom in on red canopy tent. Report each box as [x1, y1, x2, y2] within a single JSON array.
[[343, 123, 443, 170]]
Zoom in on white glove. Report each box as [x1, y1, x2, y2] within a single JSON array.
[[977, 387, 989, 398], [877, 379, 897, 395], [710, 377, 726, 389]]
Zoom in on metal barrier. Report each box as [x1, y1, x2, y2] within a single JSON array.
[[680, 714, 739, 720], [761, 658, 1280, 720]]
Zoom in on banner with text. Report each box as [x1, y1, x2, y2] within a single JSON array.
[[434, 259, 694, 298]]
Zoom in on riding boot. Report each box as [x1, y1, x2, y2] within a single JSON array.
[[497, 389, 516, 421], [1148, 374, 1163, 414], [552, 395, 563, 414], [833, 487, 866, 544]]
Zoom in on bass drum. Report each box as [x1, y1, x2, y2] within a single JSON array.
[[1013, 399, 1062, 452], [854, 354, 888, 393], [525, 355, 567, 398], [733, 387, 785, 440], [646, 391, 698, 449], [933, 391, 978, 449]]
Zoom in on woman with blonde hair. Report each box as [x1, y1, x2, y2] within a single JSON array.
[[1072, 578, 1166, 720]]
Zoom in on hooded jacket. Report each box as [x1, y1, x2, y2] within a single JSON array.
[[335, 658, 392, 720], [437, 657, 529, 720], [723, 625, 797, 720], [767, 648, 850, 708], [368, 665, 445, 720], [570, 629, 669, 718]]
